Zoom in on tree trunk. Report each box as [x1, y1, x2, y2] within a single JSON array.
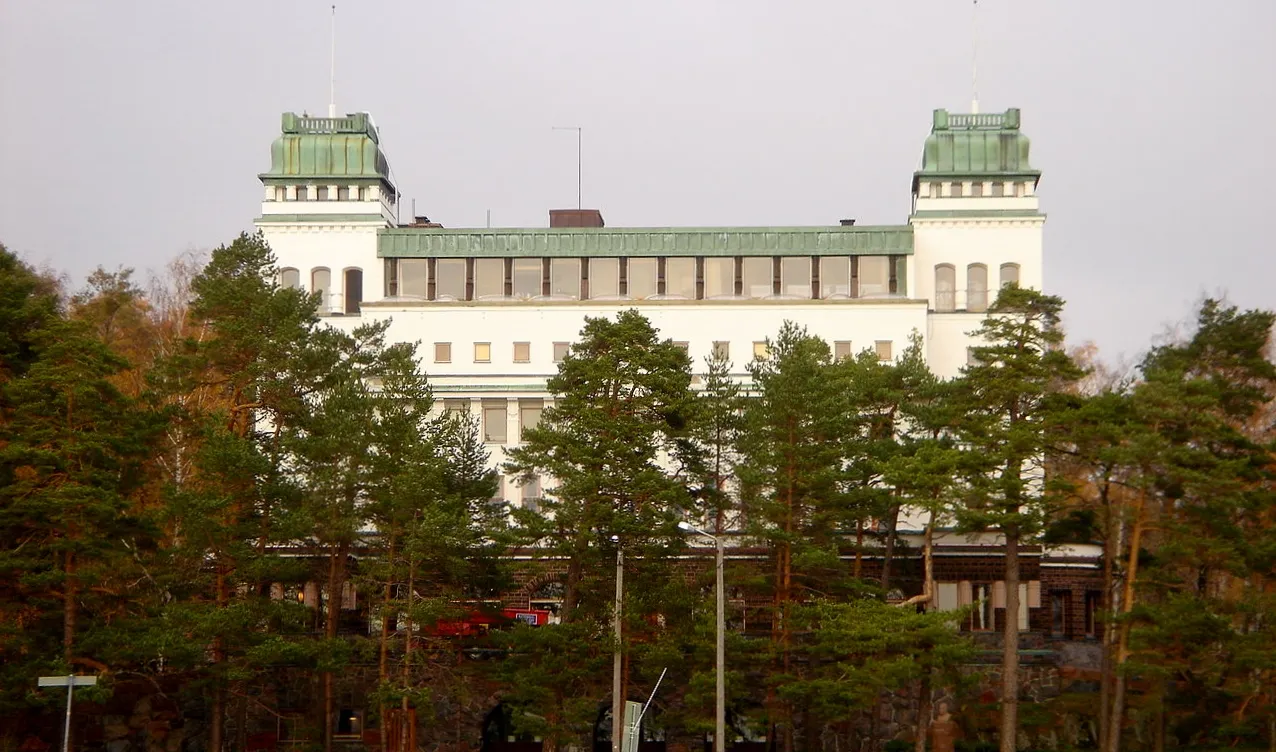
[[1000, 528, 1020, 752], [379, 533, 396, 752], [210, 567, 229, 752], [324, 548, 348, 752], [63, 551, 76, 664], [881, 502, 901, 595], [1092, 492, 1112, 750], [1107, 492, 1146, 752], [915, 666, 932, 752]]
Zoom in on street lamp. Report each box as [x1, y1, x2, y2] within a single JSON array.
[[678, 521, 725, 752]]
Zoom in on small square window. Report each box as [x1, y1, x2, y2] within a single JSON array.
[[474, 342, 491, 363], [833, 341, 852, 361], [711, 341, 730, 360], [970, 182, 984, 198], [753, 341, 770, 360], [444, 398, 469, 417], [875, 340, 892, 362], [990, 183, 1005, 198], [552, 342, 570, 363], [434, 342, 451, 363], [950, 182, 963, 198], [316, 186, 330, 201], [513, 342, 531, 363], [928, 182, 941, 199]]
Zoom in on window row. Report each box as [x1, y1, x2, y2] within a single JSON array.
[[933, 262, 1019, 313], [924, 181, 1031, 199], [279, 267, 365, 315], [432, 339, 896, 366], [266, 185, 376, 202], [384, 255, 902, 302], [442, 397, 544, 445]]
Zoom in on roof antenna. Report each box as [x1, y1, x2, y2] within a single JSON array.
[[970, 0, 980, 114], [328, 5, 337, 118], [552, 126, 583, 210]]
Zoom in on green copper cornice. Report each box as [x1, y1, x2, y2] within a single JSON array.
[[378, 225, 913, 259], [259, 112, 395, 192], [256, 213, 390, 224], [912, 109, 1041, 191]]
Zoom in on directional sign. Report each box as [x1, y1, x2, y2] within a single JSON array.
[[38, 676, 98, 687]]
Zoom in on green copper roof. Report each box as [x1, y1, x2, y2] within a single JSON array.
[[913, 108, 1040, 188], [378, 225, 913, 258], [259, 112, 395, 190]]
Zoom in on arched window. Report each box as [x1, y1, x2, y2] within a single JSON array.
[[343, 268, 363, 315], [967, 264, 988, 313], [311, 268, 331, 313], [279, 267, 300, 290], [1000, 263, 1021, 288], [934, 264, 956, 312]]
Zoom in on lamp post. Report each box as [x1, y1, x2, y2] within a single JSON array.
[[679, 522, 725, 752], [612, 539, 624, 752]]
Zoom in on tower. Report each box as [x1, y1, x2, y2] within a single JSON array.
[[255, 112, 397, 317], [908, 108, 1045, 376]]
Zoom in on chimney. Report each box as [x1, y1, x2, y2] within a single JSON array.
[[549, 209, 605, 228], [839, 218, 856, 226], [406, 215, 443, 228]]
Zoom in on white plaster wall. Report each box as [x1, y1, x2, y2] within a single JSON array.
[[910, 218, 1045, 307], [255, 221, 387, 315]]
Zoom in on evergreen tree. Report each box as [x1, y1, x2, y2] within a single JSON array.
[[736, 322, 855, 752], [950, 285, 1082, 752]]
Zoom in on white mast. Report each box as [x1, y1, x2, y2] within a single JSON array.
[[971, 0, 980, 114], [328, 5, 337, 118]]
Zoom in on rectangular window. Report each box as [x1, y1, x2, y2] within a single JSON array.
[[512, 258, 541, 298], [820, 257, 851, 298], [474, 342, 491, 363], [337, 186, 352, 200], [875, 340, 892, 362], [443, 398, 470, 417], [490, 476, 506, 503], [482, 400, 507, 443], [858, 257, 891, 297], [550, 258, 580, 298], [316, 186, 330, 201], [274, 186, 286, 202], [990, 182, 1005, 197], [434, 342, 452, 363], [711, 341, 730, 361], [434, 259, 466, 300], [474, 258, 504, 299], [1050, 592, 1068, 638], [519, 399, 543, 441], [969, 583, 994, 631], [552, 342, 570, 362], [752, 341, 770, 360], [780, 257, 811, 298], [628, 258, 658, 299], [1084, 591, 1101, 638], [703, 258, 735, 298], [522, 475, 542, 510], [397, 259, 428, 298], [970, 182, 984, 198], [1000, 263, 1020, 288], [833, 340, 852, 361], [589, 258, 620, 298], [928, 182, 941, 199], [513, 342, 531, 363], [742, 257, 772, 298], [950, 182, 963, 198], [665, 257, 697, 298]]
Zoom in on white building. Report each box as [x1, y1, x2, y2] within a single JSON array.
[[254, 108, 1044, 509]]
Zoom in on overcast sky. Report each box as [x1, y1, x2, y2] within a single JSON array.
[[1, 1, 1272, 362]]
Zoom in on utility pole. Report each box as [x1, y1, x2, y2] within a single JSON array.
[[679, 522, 726, 752], [39, 675, 98, 752]]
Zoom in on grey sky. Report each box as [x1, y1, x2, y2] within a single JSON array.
[[2, 1, 1272, 362]]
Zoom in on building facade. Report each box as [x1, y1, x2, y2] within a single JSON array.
[[255, 106, 1045, 512]]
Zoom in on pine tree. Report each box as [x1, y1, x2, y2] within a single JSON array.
[[950, 285, 1082, 752], [736, 322, 855, 752]]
